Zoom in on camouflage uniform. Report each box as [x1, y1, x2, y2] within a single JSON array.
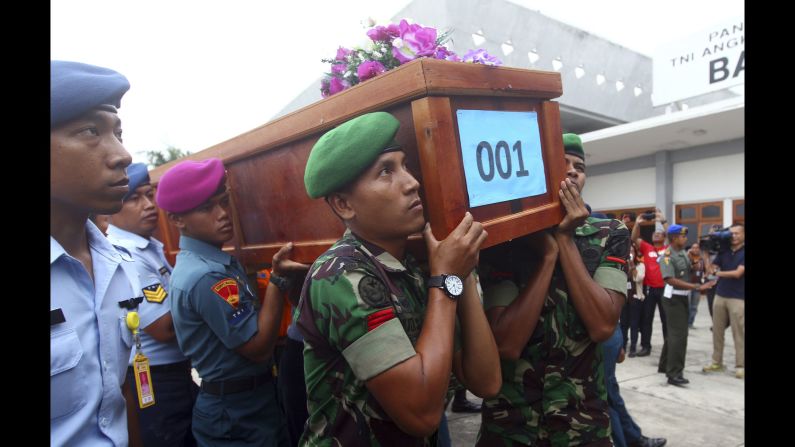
[[295, 229, 434, 447], [477, 217, 630, 447]]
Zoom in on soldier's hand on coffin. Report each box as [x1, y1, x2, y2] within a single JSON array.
[[425, 212, 488, 278], [556, 178, 589, 234], [271, 242, 310, 277]]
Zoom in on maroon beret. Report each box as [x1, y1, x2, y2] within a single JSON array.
[[156, 158, 226, 213]]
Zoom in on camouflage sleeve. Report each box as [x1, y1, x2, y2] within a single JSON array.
[[309, 268, 416, 381], [191, 272, 259, 350], [594, 220, 631, 295], [482, 280, 520, 310]]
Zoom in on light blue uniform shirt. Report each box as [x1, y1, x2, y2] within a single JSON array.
[[170, 236, 268, 383], [51, 220, 141, 446], [107, 225, 186, 366]]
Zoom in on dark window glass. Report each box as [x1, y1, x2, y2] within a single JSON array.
[[702, 205, 721, 218], [735, 203, 744, 217], [680, 207, 696, 219], [682, 223, 698, 246]]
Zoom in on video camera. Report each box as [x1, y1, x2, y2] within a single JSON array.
[[698, 227, 732, 253]]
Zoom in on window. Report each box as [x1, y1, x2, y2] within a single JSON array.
[[675, 201, 723, 247], [733, 199, 744, 225]]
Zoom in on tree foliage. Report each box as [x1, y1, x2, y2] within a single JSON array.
[[142, 146, 191, 168]]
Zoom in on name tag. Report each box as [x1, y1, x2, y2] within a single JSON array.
[[456, 110, 547, 207]]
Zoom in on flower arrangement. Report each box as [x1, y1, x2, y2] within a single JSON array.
[[320, 19, 502, 97]]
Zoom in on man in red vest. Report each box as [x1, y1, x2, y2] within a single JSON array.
[[630, 209, 669, 358]]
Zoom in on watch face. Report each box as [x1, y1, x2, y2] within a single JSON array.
[[444, 275, 464, 296]]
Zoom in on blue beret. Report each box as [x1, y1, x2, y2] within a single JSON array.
[[123, 163, 151, 201], [51, 60, 130, 128], [667, 224, 688, 235]]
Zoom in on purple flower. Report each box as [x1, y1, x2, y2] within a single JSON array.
[[335, 47, 351, 62], [320, 77, 331, 98], [391, 19, 438, 63], [461, 49, 503, 66], [366, 23, 400, 42], [331, 63, 346, 75], [328, 77, 350, 95], [433, 46, 461, 62], [357, 60, 386, 81]]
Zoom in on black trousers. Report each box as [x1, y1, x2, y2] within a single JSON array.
[[277, 337, 309, 447], [126, 361, 198, 447], [622, 297, 644, 351], [641, 286, 667, 349]]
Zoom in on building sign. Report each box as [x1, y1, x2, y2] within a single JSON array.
[[456, 110, 546, 208], [652, 17, 744, 106]]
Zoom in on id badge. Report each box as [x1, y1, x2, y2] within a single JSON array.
[[663, 284, 674, 299], [132, 352, 156, 408]]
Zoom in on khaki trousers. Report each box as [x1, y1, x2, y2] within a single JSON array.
[[711, 295, 745, 368]]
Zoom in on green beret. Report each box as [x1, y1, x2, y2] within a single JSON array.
[[563, 133, 585, 160], [304, 111, 400, 198]]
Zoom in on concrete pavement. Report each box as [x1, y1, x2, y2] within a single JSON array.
[[447, 295, 745, 446]]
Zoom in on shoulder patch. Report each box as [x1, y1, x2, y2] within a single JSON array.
[[358, 275, 391, 308], [211, 278, 240, 308], [142, 283, 168, 303]]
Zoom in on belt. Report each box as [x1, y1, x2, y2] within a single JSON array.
[[200, 373, 272, 396], [672, 289, 691, 296], [127, 359, 191, 375]]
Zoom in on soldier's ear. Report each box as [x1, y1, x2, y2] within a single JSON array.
[[167, 212, 187, 230], [326, 192, 356, 222]]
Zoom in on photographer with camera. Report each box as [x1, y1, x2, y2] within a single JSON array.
[[629, 209, 670, 357], [702, 223, 745, 379], [701, 224, 723, 322]]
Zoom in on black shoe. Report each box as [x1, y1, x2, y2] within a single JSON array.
[[667, 376, 689, 387], [629, 435, 667, 447], [636, 347, 651, 357], [451, 398, 482, 413], [628, 348, 637, 358]]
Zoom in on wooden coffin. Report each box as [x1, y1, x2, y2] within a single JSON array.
[[150, 58, 566, 269]]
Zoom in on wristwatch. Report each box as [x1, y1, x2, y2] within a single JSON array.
[[427, 274, 464, 300], [269, 273, 293, 292]]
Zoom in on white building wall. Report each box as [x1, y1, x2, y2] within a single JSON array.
[[672, 153, 744, 203], [584, 167, 656, 210]]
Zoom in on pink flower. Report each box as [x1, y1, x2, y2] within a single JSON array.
[[321, 76, 351, 98], [331, 63, 346, 75], [328, 77, 350, 95], [391, 19, 438, 63], [335, 47, 351, 62], [357, 60, 386, 81], [366, 24, 400, 42]]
